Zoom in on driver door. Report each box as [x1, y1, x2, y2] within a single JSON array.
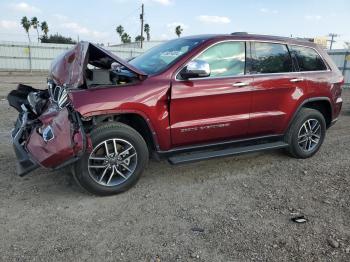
[[170, 41, 253, 147]]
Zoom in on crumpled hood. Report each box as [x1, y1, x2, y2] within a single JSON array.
[[49, 41, 147, 88]]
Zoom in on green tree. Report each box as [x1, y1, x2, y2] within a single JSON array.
[[21, 16, 31, 43], [40, 21, 49, 36], [175, 25, 183, 38], [40, 34, 76, 44], [31, 17, 40, 42], [121, 32, 131, 44], [144, 23, 150, 41], [116, 25, 124, 42], [135, 35, 145, 42]]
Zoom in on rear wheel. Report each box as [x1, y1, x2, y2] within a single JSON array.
[[285, 108, 326, 158], [73, 122, 149, 196]]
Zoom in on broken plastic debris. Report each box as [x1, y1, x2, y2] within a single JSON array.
[[191, 227, 205, 233], [291, 215, 307, 223]]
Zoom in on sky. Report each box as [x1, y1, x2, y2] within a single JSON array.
[[0, 0, 349, 48]]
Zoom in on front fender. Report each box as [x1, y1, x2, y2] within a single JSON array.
[[68, 84, 172, 151]]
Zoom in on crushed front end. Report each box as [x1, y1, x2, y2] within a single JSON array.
[[7, 41, 145, 177], [8, 83, 89, 176]]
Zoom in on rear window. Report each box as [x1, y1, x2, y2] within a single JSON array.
[[289, 45, 327, 71], [251, 42, 293, 74]]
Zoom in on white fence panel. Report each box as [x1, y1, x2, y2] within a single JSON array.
[[0, 41, 348, 86], [328, 49, 350, 87], [0, 41, 159, 71], [0, 41, 73, 71]]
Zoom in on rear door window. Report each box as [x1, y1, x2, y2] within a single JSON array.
[[289, 45, 328, 71], [251, 42, 293, 74]]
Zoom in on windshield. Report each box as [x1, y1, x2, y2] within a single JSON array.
[[129, 38, 207, 75]]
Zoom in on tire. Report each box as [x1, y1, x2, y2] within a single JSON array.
[[73, 122, 149, 196], [285, 108, 326, 158]]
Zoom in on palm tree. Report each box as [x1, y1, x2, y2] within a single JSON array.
[[121, 32, 131, 44], [135, 35, 145, 42], [21, 16, 31, 43], [144, 23, 150, 41], [175, 25, 183, 38], [31, 17, 40, 42], [41, 21, 49, 37], [116, 25, 124, 42]]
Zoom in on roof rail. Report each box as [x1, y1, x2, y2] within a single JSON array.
[[231, 32, 248, 35]]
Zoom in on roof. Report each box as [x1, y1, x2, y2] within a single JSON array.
[[181, 33, 317, 47]]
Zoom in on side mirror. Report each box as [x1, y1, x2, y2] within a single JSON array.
[[180, 59, 210, 79]]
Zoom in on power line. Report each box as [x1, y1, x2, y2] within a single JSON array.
[[113, 6, 141, 27], [112, 5, 141, 43], [0, 32, 38, 36]]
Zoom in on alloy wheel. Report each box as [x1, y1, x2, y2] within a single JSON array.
[[297, 118, 321, 152], [88, 138, 137, 186]]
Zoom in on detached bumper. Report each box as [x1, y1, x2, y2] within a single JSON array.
[[11, 113, 39, 176], [11, 106, 89, 177]]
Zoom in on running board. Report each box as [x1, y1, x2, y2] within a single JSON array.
[[168, 141, 289, 165]]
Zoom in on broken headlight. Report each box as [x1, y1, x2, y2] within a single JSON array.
[[42, 125, 54, 142], [48, 81, 70, 109], [27, 91, 48, 115]]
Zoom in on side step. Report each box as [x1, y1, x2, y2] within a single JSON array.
[[168, 141, 289, 165]]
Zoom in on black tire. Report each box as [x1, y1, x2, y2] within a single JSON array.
[[73, 122, 149, 196], [285, 108, 326, 158]]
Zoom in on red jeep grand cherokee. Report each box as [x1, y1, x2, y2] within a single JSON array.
[[8, 33, 343, 195]]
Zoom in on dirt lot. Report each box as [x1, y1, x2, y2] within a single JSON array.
[[0, 73, 349, 262], [0, 71, 47, 98]]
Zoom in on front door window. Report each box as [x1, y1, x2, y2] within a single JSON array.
[[195, 41, 246, 78]]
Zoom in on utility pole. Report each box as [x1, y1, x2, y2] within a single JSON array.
[[140, 3, 144, 48], [328, 33, 339, 50]]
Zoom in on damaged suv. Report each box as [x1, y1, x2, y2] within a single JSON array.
[[8, 34, 343, 195]]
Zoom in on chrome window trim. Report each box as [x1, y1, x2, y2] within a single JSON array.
[[174, 39, 331, 82]]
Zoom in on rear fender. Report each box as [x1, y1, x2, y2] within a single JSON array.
[[285, 97, 333, 132]]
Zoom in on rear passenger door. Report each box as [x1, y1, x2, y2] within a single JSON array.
[[248, 42, 309, 137]]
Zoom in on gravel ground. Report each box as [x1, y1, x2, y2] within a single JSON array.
[[0, 71, 47, 98], [0, 74, 349, 261]]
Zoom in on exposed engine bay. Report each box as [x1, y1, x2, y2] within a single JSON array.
[[49, 41, 146, 89], [85, 65, 139, 87]]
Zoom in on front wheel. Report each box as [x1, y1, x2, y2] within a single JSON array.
[[285, 108, 326, 158], [73, 122, 149, 196]]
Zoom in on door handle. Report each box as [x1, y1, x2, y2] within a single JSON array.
[[232, 82, 248, 87], [290, 78, 304, 83]]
